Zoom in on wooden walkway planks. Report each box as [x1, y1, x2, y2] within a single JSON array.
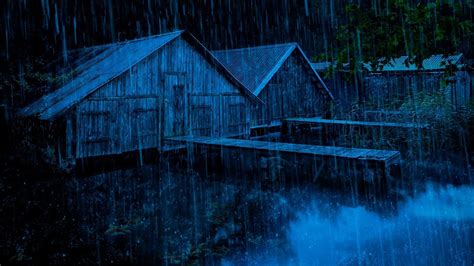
[[166, 136, 401, 163], [283, 117, 430, 129]]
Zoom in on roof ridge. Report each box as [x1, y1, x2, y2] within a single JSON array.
[[69, 30, 185, 53]]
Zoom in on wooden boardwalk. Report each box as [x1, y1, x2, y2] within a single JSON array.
[[166, 136, 400, 163], [283, 117, 430, 129], [167, 136, 402, 193]]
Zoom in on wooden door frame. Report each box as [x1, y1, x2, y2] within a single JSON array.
[[160, 72, 187, 145]]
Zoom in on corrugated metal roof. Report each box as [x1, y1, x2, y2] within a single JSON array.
[[20, 31, 259, 120], [363, 54, 464, 72], [213, 44, 334, 99], [311, 61, 350, 71], [311, 62, 334, 71]]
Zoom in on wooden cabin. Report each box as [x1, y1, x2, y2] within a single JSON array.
[[363, 54, 473, 109], [19, 31, 258, 161], [213, 44, 334, 129]]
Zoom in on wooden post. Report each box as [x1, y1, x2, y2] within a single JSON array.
[[66, 115, 73, 159], [184, 73, 190, 136], [186, 92, 190, 136], [219, 94, 223, 137], [158, 77, 165, 150]]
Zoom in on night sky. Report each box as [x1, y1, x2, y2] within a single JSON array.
[[3, 0, 471, 62]]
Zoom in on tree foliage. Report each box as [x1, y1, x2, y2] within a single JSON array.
[[331, 0, 473, 73]]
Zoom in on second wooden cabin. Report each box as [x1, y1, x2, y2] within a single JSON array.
[[213, 43, 334, 130]]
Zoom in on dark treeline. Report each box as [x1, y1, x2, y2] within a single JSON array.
[[0, 0, 473, 106], [2, 0, 328, 61]]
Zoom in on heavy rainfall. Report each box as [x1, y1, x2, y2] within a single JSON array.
[[0, 0, 473, 265]]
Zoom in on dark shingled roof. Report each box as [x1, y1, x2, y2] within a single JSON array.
[[20, 31, 258, 120], [213, 44, 334, 99]]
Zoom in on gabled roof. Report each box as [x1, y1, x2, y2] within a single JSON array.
[[20, 30, 258, 120], [213, 44, 334, 99], [363, 54, 464, 72]]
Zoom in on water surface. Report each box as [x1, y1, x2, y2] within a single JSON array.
[[69, 166, 473, 265]]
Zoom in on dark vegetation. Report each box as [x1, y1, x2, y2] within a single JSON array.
[[327, 1, 473, 73]]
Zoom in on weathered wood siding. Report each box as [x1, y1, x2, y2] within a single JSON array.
[[190, 94, 249, 137], [75, 36, 251, 158], [251, 54, 330, 126]]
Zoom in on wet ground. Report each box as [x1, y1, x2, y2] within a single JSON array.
[[1, 158, 472, 265]]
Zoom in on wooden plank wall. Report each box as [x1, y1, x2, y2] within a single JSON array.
[[189, 93, 249, 137], [364, 71, 473, 109], [451, 71, 473, 107], [74, 36, 252, 158], [251, 54, 330, 127]]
